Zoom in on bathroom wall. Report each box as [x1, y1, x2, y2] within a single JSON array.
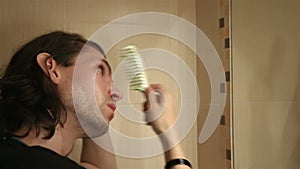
[[0, 0, 198, 169], [196, 0, 231, 168], [232, 0, 300, 168]]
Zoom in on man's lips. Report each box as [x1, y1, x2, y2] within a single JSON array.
[[107, 103, 116, 111]]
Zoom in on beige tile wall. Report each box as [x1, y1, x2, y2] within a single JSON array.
[[0, 0, 232, 168], [196, 0, 232, 168], [0, 0, 198, 169], [232, 0, 300, 168]]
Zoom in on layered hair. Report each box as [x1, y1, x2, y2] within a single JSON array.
[[0, 31, 103, 139]]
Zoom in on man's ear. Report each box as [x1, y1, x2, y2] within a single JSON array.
[[36, 53, 61, 84]]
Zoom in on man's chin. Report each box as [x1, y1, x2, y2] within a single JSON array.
[[82, 122, 109, 138]]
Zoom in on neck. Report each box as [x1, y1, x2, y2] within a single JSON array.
[[16, 113, 85, 156]]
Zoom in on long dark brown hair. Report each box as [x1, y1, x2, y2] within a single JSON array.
[[0, 31, 101, 139]]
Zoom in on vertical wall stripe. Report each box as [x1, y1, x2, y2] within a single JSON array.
[[219, 0, 231, 168]]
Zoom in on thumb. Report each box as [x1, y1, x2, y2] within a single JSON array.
[[145, 89, 166, 123]]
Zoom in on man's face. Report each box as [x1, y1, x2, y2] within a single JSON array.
[[61, 45, 121, 137], [94, 53, 116, 123]]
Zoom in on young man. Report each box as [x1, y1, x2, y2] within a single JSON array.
[[0, 31, 192, 169]]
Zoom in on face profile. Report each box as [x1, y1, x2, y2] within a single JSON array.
[[71, 44, 122, 138]]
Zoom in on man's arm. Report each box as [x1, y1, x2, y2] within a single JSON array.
[[145, 84, 192, 169]]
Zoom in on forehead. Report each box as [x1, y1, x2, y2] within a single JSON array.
[[80, 45, 105, 60], [74, 45, 106, 66]]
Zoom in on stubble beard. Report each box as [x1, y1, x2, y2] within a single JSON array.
[[67, 85, 109, 138]]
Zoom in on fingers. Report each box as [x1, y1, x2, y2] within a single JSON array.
[[143, 84, 172, 125], [144, 84, 166, 111], [144, 84, 158, 111], [145, 84, 165, 95]]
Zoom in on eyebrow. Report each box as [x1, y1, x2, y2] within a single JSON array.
[[101, 59, 112, 74]]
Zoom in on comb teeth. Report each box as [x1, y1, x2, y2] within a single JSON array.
[[120, 45, 149, 91]]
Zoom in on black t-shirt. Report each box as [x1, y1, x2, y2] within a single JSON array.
[[0, 138, 85, 169]]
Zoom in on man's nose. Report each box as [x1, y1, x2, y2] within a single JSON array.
[[111, 84, 123, 101]]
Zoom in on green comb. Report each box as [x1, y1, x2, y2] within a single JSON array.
[[120, 45, 149, 92]]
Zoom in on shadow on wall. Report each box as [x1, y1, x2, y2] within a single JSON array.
[[281, 102, 300, 169], [282, 64, 300, 168], [248, 36, 286, 162], [271, 36, 300, 168], [247, 35, 300, 168]]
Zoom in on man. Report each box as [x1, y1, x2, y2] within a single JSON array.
[[0, 31, 192, 169]]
